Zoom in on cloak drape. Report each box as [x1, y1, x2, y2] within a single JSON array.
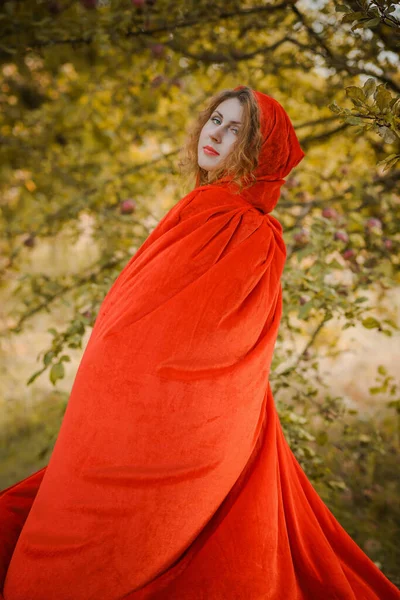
[[1, 89, 399, 600]]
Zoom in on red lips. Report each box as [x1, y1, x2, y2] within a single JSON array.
[[203, 145, 220, 156]]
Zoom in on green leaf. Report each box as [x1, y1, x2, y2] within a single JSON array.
[[363, 78, 376, 98], [392, 98, 400, 116], [327, 480, 347, 490], [335, 4, 351, 12], [382, 318, 399, 330], [379, 156, 399, 171], [328, 102, 342, 114], [341, 11, 364, 23], [375, 86, 393, 111], [369, 386, 383, 395], [382, 329, 393, 337], [362, 317, 380, 329], [377, 126, 397, 144], [361, 17, 380, 27], [345, 116, 365, 125], [44, 350, 55, 366], [27, 367, 47, 385], [50, 362, 65, 386], [345, 86, 365, 102], [316, 431, 328, 445]]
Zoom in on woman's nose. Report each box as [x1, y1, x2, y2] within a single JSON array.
[[210, 128, 222, 143]]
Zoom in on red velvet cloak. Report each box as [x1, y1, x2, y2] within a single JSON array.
[[1, 89, 399, 600]]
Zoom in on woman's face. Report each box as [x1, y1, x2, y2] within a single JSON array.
[[197, 97, 243, 171]]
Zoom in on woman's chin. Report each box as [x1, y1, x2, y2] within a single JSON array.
[[198, 162, 211, 171], [198, 157, 221, 171]]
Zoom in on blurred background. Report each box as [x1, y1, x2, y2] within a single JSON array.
[[0, 0, 399, 587]]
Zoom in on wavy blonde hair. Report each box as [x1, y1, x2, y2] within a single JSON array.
[[178, 86, 262, 194]]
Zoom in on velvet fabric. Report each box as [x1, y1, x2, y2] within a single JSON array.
[[1, 88, 399, 600]]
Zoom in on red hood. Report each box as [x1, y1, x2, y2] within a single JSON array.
[[196, 87, 305, 214]]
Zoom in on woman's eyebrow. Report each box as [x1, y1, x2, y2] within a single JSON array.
[[214, 110, 242, 125]]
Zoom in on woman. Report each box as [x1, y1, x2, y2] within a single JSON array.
[[1, 86, 399, 599]]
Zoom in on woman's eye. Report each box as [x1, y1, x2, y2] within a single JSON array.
[[211, 116, 238, 134]]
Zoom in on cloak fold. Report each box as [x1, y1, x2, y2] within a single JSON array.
[[1, 86, 399, 599], [1, 186, 399, 600]]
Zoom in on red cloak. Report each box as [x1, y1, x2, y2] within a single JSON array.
[[1, 89, 399, 600]]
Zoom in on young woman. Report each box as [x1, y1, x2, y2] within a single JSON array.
[[1, 86, 399, 600]]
